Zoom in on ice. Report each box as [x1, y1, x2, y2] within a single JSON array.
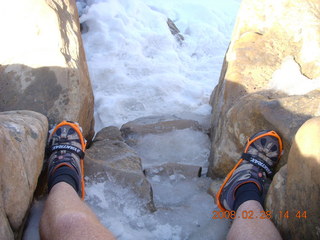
[[22, 200, 45, 240], [133, 129, 211, 168], [83, 129, 230, 239], [84, 176, 230, 240], [269, 56, 320, 95]]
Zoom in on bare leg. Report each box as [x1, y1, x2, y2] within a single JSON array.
[[40, 182, 115, 240], [227, 200, 282, 240]]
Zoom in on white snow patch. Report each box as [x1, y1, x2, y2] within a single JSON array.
[[269, 56, 320, 95], [80, 0, 241, 131]]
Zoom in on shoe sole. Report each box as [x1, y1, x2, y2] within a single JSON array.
[[215, 130, 283, 211]]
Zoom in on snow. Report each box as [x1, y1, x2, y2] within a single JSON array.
[[79, 0, 241, 131], [269, 56, 320, 95]]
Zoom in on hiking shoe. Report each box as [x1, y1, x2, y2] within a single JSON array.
[[216, 130, 283, 211], [47, 121, 87, 199]]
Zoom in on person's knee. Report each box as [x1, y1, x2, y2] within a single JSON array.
[[292, 117, 320, 158], [54, 211, 91, 232], [53, 211, 115, 240], [40, 211, 92, 240]]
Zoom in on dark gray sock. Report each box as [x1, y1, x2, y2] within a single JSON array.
[[48, 166, 79, 194], [233, 182, 263, 211]]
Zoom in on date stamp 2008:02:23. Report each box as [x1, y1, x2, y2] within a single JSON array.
[[212, 210, 308, 220]]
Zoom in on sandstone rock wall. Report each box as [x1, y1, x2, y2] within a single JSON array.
[[0, 111, 48, 240], [0, 0, 94, 140], [208, 0, 320, 178]]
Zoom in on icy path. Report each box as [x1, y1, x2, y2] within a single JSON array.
[[79, 0, 240, 239], [85, 128, 230, 239], [23, 0, 240, 239]]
